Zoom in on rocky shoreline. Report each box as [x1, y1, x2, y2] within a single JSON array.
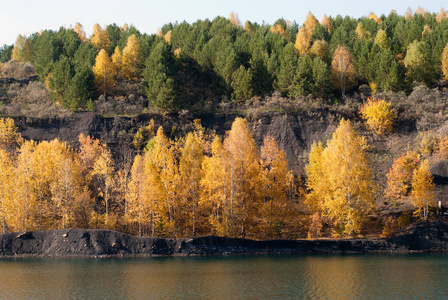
[[1, 221, 448, 258]]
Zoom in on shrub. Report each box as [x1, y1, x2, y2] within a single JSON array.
[[359, 97, 396, 134]]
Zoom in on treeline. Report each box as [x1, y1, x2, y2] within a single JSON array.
[[0, 118, 301, 239], [2, 8, 448, 111]]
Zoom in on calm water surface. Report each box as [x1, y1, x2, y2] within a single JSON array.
[[0, 254, 448, 299]]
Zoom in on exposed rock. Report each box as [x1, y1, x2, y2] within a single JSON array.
[[1, 221, 448, 257]]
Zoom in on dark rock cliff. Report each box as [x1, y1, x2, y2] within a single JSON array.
[[1, 221, 447, 257]]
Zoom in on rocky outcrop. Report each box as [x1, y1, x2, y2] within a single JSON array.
[[1, 221, 448, 257]]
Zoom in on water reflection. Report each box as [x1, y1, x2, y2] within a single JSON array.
[[0, 254, 447, 299]]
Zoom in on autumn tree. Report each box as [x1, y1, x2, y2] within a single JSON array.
[[223, 118, 260, 238], [122, 34, 141, 81], [90, 23, 110, 51], [331, 46, 357, 97], [306, 119, 375, 237], [92, 49, 116, 95], [0, 118, 23, 153], [359, 97, 396, 135], [91, 144, 115, 228], [178, 130, 205, 236], [404, 40, 434, 85], [295, 12, 319, 55], [321, 14, 331, 34], [74, 23, 87, 42], [127, 154, 147, 236], [411, 160, 434, 220], [111, 46, 123, 78], [441, 42, 448, 80], [259, 135, 294, 239], [11, 35, 27, 62], [0, 150, 13, 233], [229, 12, 241, 27], [384, 151, 420, 203]]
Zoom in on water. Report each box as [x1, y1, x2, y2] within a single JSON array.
[[0, 254, 448, 299]]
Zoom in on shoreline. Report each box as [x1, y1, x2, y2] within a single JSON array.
[[1, 221, 448, 258]]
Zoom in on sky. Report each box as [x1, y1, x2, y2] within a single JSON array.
[[1, 0, 447, 45]]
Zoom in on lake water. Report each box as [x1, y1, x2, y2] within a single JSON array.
[[0, 254, 448, 299]]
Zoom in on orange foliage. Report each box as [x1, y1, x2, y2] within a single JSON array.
[[359, 97, 396, 135]]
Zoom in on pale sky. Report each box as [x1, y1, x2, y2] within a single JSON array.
[[1, 0, 446, 45]]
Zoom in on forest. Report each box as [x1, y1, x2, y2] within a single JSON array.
[[0, 8, 446, 239], [1, 8, 448, 111]]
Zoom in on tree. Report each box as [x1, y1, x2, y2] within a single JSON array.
[[411, 160, 434, 221], [404, 40, 434, 85], [223, 118, 260, 238], [359, 97, 396, 135], [229, 12, 241, 27], [11, 35, 27, 62], [321, 14, 331, 34], [127, 154, 146, 236], [0, 117, 23, 153], [91, 144, 115, 228], [92, 49, 116, 95], [441, 42, 448, 80], [111, 46, 123, 78], [306, 119, 375, 236], [231, 65, 254, 101], [384, 151, 420, 203], [122, 34, 141, 80], [374, 29, 390, 49], [90, 23, 110, 51], [331, 46, 357, 97], [0, 150, 13, 233], [259, 135, 294, 239], [178, 130, 204, 236], [74, 23, 87, 41]]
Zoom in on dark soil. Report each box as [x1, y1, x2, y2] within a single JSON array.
[[1, 221, 448, 257]]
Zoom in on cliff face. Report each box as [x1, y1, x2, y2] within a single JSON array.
[[1, 221, 448, 257], [13, 109, 354, 175]]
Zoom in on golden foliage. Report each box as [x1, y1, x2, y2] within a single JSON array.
[[404, 8, 413, 20], [92, 49, 116, 95], [270, 24, 288, 40], [0, 117, 23, 152], [384, 151, 420, 203], [310, 40, 328, 60], [411, 160, 434, 220], [331, 46, 357, 97], [437, 8, 446, 23], [90, 23, 110, 51], [111, 46, 122, 78], [163, 30, 172, 44], [74, 23, 86, 41], [306, 119, 375, 236], [321, 14, 331, 34], [374, 29, 390, 49], [359, 97, 396, 135], [367, 13, 382, 24], [122, 34, 141, 81], [356, 23, 371, 40], [294, 12, 319, 56], [441, 42, 448, 80], [229, 12, 241, 27]]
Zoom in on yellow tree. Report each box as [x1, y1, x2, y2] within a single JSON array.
[[147, 127, 179, 236], [295, 12, 319, 56], [436, 8, 446, 23], [200, 136, 231, 236], [0, 150, 13, 233], [122, 34, 141, 81], [11, 35, 27, 62], [92, 49, 116, 96], [0, 117, 23, 153], [356, 23, 371, 40], [411, 160, 434, 221], [13, 140, 36, 231], [78, 133, 104, 180], [375, 29, 390, 50], [441, 42, 448, 80], [127, 154, 147, 236], [310, 40, 329, 60], [306, 119, 375, 236], [111, 46, 123, 79], [92, 144, 115, 229], [229, 12, 241, 27], [259, 135, 295, 239], [331, 46, 357, 97], [321, 14, 331, 34], [223, 117, 260, 238], [359, 97, 396, 135], [74, 23, 87, 41], [178, 131, 204, 236], [90, 23, 110, 51]]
